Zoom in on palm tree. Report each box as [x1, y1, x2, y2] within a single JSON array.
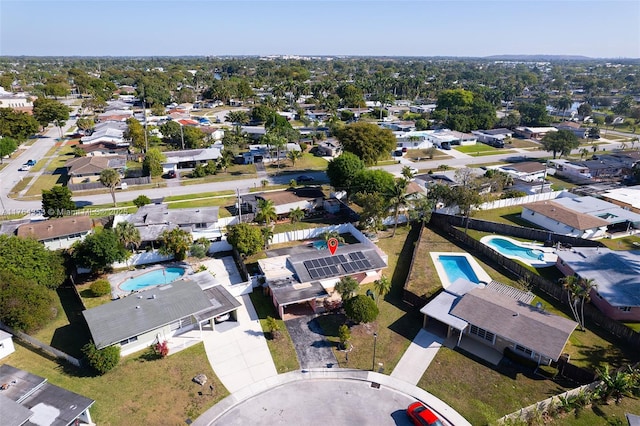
[[287, 149, 303, 167], [560, 275, 582, 330], [114, 221, 141, 252], [99, 168, 121, 207], [289, 207, 304, 229], [256, 198, 277, 225], [597, 365, 632, 405], [322, 230, 345, 243], [261, 226, 274, 249], [388, 178, 410, 237], [579, 278, 596, 330], [373, 275, 391, 305]]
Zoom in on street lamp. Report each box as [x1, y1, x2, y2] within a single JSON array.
[[372, 332, 378, 371]]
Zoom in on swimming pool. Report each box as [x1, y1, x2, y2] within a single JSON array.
[[120, 267, 186, 291], [480, 236, 557, 267], [439, 255, 480, 284], [311, 240, 344, 250]]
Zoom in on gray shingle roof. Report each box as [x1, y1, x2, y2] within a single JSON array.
[[450, 287, 577, 360], [83, 280, 213, 349]]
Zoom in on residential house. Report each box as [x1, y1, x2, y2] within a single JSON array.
[[305, 110, 330, 122], [601, 185, 640, 214], [497, 161, 547, 182], [80, 127, 126, 145], [513, 126, 557, 140], [242, 142, 300, 164], [83, 277, 241, 356], [259, 242, 387, 317], [242, 187, 324, 217], [548, 159, 593, 181], [421, 281, 577, 365], [96, 109, 133, 123], [16, 216, 93, 250], [555, 122, 588, 139], [315, 139, 341, 157], [0, 364, 95, 426], [123, 204, 222, 246], [381, 121, 416, 132], [0, 330, 15, 359], [521, 200, 610, 239], [556, 247, 640, 321], [65, 155, 126, 184], [0, 86, 34, 113], [472, 128, 513, 148], [162, 146, 222, 172], [80, 141, 130, 157], [409, 104, 437, 114], [550, 195, 640, 236], [104, 100, 133, 111]]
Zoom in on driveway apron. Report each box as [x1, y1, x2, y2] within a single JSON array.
[[285, 315, 338, 369]]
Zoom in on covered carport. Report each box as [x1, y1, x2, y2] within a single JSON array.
[[420, 291, 468, 345]]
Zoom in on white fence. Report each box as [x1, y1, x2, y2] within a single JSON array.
[[478, 190, 569, 211], [112, 251, 174, 269]]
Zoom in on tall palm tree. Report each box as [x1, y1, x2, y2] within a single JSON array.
[[114, 221, 141, 252], [256, 198, 277, 225], [579, 278, 596, 330], [99, 168, 121, 207], [261, 226, 274, 249], [287, 149, 302, 167], [388, 178, 410, 237], [560, 275, 582, 330], [289, 207, 304, 229]]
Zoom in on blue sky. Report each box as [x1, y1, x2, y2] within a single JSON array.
[[1, 0, 639, 58]]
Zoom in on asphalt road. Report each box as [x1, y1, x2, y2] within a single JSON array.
[[211, 378, 417, 426]]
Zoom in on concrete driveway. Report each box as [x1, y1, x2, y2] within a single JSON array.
[[285, 315, 337, 369]]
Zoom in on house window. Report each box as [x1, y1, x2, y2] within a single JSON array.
[[618, 306, 632, 312], [469, 325, 495, 343], [515, 344, 534, 358], [119, 336, 138, 345]]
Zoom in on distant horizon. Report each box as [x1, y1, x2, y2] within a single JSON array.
[[1, 1, 639, 58]]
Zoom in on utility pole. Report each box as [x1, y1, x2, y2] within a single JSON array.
[[180, 123, 185, 150], [143, 97, 148, 152], [236, 188, 242, 223]]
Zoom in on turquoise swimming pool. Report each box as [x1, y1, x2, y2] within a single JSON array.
[[439, 255, 480, 284], [485, 237, 544, 262], [120, 267, 186, 291]]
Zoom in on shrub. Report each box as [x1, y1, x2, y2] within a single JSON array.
[[266, 316, 281, 340], [153, 340, 169, 358], [0, 271, 55, 333], [90, 279, 111, 297], [338, 324, 351, 349], [344, 295, 379, 324], [299, 142, 308, 151], [189, 243, 207, 259], [133, 195, 151, 207], [82, 342, 120, 375]]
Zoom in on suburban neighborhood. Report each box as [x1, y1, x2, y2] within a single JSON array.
[[1, 4, 640, 425]]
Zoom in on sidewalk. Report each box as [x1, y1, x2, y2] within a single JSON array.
[[391, 329, 443, 385], [201, 294, 277, 394]]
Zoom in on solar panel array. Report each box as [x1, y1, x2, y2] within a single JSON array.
[[302, 251, 373, 280]]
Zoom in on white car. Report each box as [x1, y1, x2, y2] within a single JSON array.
[[18, 164, 31, 171]]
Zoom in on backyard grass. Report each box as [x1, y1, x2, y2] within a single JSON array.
[[76, 279, 113, 309], [472, 205, 545, 229], [419, 346, 575, 425], [271, 220, 321, 234], [454, 143, 501, 154], [168, 196, 235, 216], [4, 341, 227, 426], [265, 153, 328, 175], [545, 175, 578, 190], [249, 291, 300, 373], [317, 225, 423, 373], [598, 235, 640, 251]]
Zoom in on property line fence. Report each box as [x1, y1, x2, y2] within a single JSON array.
[[428, 213, 640, 349], [0, 322, 81, 367], [68, 176, 151, 192]]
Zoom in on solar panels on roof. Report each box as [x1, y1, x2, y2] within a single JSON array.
[[303, 251, 374, 280]]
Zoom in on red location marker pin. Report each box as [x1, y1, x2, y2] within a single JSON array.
[[327, 237, 339, 255]]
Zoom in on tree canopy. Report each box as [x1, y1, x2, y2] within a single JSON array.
[[0, 235, 66, 289], [158, 228, 193, 261], [326, 152, 365, 195], [99, 168, 121, 207], [227, 223, 263, 256], [352, 169, 395, 195], [143, 148, 166, 177], [32, 98, 70, 130], [0, 271, 55, 332], [42, 186, 76, 217], [72, 229, 129, 273], [541, 129, 580, 159], [0, 108, 39, 141], [336, 122, 396, 166], [344, 294, 379, 323], [0, 137, 17, 163]]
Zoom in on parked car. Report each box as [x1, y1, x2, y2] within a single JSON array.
[[26, 159, 36, 166], [407, 402, 443, 426], [18, 164, 31, 171], [297, 175, 314, 182], [166, 170, 177, 178]]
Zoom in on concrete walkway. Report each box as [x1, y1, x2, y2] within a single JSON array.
[[391, 329, 443, 386], [201, 294, 277, 394]]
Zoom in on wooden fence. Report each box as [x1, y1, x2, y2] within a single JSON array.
[[0, 322, 81, 367], [68, 176, 151, 191]]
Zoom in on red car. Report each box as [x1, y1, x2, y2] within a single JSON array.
[[407, 402, 444, 426]]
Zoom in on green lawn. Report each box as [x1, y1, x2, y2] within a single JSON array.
[[164, 191, 235, 202], [317, 226, 423, 373], [249, 291, 299, 373], [454, 143, 500, 154], [404, 149, 452, 161], [46, 144, 76, 172], [5, 342, 227, 426], [265, 152, 328, 175], [597, 235, 640, 251], [506, 139, 541, 149], [25, 174, 69, 197]]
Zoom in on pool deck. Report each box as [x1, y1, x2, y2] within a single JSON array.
[[108, 263, 192, 299], [480, 235, 558, 267], [429, 252, 492, 290]]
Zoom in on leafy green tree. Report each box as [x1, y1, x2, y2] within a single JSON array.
[[133, 195, 151, 207], [577, 102, 592, 118], [287, 149, 302, 166], [352, 169, 395, 195], [226, 223, 263, 256], [541, 129, 580, 159], [0, 137, 17, 163], [255, 198, 277, 225], [42, 186, 76, 217], [76, 117, 95, 133], [82, 342, 120, 375], [336, 122, 396, 165], [73, 229, 129, 273], [217, 149, 234, 173], [554, 95, 572, 120], [0, 235, 66, 289], [587, 126, 600, 142], [226, 110, 250, 125], [262, 131, 287, 172], [0, 271, 55, 332], [0, 108, 39, 141], [613, 95, 635, 116], [124, 117, 146, 150], [326, 152, 365, 196], [182, 125, 206, 149], [99, 168, 121, 207], [251, 105, 276, 123], [373, 275, 391, 305], [334, 276, 359, 301], [517, 102, 551, 126], [288, 207, 304, 229], [158, 228, 193, 261], [142, 148, 166, 177], [32, 98, 70, 137], [353, 191, 386, 234], [344, 294, 379, 324]]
